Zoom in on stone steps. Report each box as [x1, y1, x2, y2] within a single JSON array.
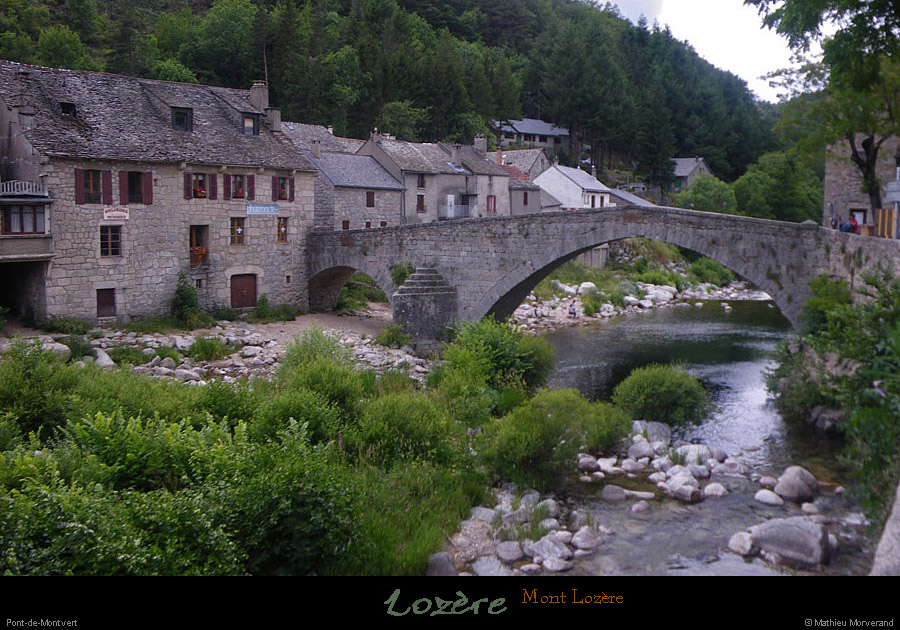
[[395, 267, 456, 296]]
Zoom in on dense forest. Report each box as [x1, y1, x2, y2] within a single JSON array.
[[1, 0, 782, 184]]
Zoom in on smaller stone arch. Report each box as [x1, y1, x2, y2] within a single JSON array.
[[307, 262, 396, 312]]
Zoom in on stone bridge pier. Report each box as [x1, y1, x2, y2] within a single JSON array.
[[307, 205, 900, 348]]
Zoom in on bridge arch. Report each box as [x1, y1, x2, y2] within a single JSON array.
[[473, 221, 789, 323], [307, 247, 397, 313]]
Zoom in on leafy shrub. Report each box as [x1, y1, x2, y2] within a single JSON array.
[[62, 335, 96, 361], [0, 341, 79, 435], [391, 261, 415, 287], [447, 318, 554, 391], [187, 337, 233, 361], [246, 295, 297, 323], [612, 364, 709, 426], [106, 345, 149, 366], [338, 273, 388, 311], [200, 379, 257, 424], [690, 258, 735, 287], [280, 326, 352, 369], [374, 324, 411, 348], [279, 357, 366, 420], [249, 388, 343, 444], [350, 393, 462, 467], [171, 272, 200, 324], [477, 389, 630, 490], [155, 346, 182, 363], [42, 316, 92, 335], [800, 275, 852, 335], [428, 348, 495, 428]]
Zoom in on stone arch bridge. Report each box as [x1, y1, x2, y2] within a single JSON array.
[[307, 205, 899, 346]]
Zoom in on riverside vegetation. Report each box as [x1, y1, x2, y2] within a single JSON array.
[[0, 314, 710, 575], [767, 266, 900, 526]]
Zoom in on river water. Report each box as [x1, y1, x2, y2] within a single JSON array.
[[543, 301, 876, 576]]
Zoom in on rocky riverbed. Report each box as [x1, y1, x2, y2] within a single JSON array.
[[429, 420, 869, 576]]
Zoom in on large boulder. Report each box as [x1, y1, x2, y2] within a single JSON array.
[[749, 517, 831, 567], [774, 466, 818, 503]]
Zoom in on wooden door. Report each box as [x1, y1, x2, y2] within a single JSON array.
[[230, 274, 257, 308], [96, 288, 116, 317]]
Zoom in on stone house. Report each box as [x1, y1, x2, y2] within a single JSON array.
[[533, 163, 613, 211], [356, 133, 511, 223], [823, 136, 900, 233], [672, 157, 713, 193], [0, 60, 317, 322], [494, 118, 569, 154]]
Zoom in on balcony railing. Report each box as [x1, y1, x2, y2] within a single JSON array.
[[0, 180, 47, 197]]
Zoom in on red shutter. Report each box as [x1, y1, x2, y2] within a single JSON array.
[[119, 171, 128, 205], [209, 174, 217, 200], [75, 169, 85, 204], [102, 170, 112, 205], [272, 176, 278, 201], [223, 174, 231, 200], [143, 172, 153, 205], [184, 173, 192, 199], [247, 175, 255, 200], [289, 177, 295, 202]]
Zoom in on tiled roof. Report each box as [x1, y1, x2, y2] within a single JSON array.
[[304, 151, 403, 190], [610, 188, 656, 206], [0, 60, 314, 171], [488, 149, 546, 174], [556, 165, 611, 193], [500, 164, 529, 180], [373, 139, 460, 174], [495, 118, 569, 136]]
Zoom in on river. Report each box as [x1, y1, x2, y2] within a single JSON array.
[[542, 300, 876, 576]]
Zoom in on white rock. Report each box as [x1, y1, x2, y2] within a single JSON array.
[[754, 489, 785, 506], [703, 483, 729, 498], [728, 531, 755, 556]]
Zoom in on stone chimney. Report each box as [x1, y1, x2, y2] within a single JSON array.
[[12, 70, 35, 116], [496, 149, 503, 166], [264, 107, 281, 132], [249, 80, 268, 111], [311, 139, 322, 159], [474, 134, 487, 155], [451, 143, 460, 164]]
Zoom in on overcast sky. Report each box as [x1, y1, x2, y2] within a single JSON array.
[[613, 0, 799, 102]]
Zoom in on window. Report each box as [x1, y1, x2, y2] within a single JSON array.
[[366, 191, 375, 207], [276, 177, 289, 201], [232, 175, 246, 198], [416, 194, 425, 213], [380, 221, 387, 227], [127, 171, 144, 204], [190, 225, 208, 266], [193, 173, 207, 198], [486, 195, 496, 214], [591, 194, 596, 209], [524, 134, 534, 142], [365, 221, 371, 229], [60, 101, 77, 116], [539, 136, 547, 143], [523, 192, 528, 207], [230, 217, 245, 245], [2, 205, 45, 234], [417, 174, 426, 189], [84, 170, 102, 204], [96, 289, 116, 317], [243, 114, 260, 136], [172, 107, 193, 132], [342, 220, 350, 230], [277, 217, 288, 243], [100, 226, 121, 257]]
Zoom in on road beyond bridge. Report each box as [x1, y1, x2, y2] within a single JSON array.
[[307, 205, 899, 348]]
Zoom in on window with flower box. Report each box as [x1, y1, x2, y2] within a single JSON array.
[[193, 173, 207, 199], [190, 225, 208, 266]]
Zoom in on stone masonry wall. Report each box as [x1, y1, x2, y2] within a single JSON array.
[[40, 159, 315, 321], [824, 136, 900, 227], [332, 187, 403, 230]]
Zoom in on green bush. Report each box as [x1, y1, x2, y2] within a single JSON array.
[[0, 341, 79, 435], [249, 388, 343, 444], [350, 393, 463, 468], [690, 258, 735, 287], [280, 326, 352, 369], [800, 275, 852, 335], [612, 364, 710, 426], [42, 316, 92, 335], [106, 345, 149, 366], [391, 261, 415, 287], [62, 335, 96, 361], [187, 337, 233, 361], [279, 357, 366, 420], [478, 389, 630, 490], [200, 379, 258, 424], [374, 324, 411, 348], [171, 272, 200, 323]]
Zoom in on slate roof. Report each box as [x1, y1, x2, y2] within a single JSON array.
[[488, 149, 547, 175], [673, 157, 708, 178], [304, 151, 403, 191], [540, 189, 562, 209], [495, 118, 569, 137], [0, 60, 314, 171], [610, 188, 656, 206], [372, 138, 464, 174], [556, 165, 612, 193], [281, 121, 364, 153], [439, 143, 509, 177]]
